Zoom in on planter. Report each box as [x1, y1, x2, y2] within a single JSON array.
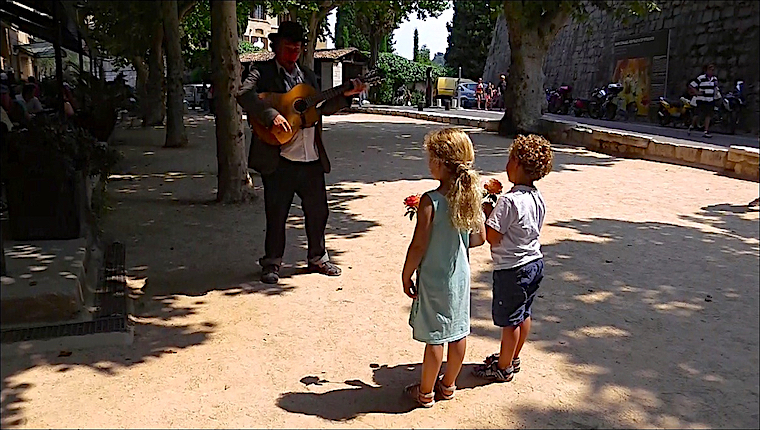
[[5, 144, 85, 240]]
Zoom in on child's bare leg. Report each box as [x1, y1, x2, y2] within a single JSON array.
[[441, 337, 467, 387], [513, 316, 532, 360], [497, 325, 520, 370], [420, 344, 445, 394]]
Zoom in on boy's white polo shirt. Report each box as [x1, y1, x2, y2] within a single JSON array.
[[486, 185, 546, 270]]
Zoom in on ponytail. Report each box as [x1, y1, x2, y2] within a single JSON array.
[[447, 162, 482, 231], [424, 128, 482, 231]]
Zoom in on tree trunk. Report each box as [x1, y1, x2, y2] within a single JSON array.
[[143, 24, 166, 126], [162, 0, 188, 147], [369, 31, 381, 69], [211, 0, 254, 203], [498, 29, 548, 135], [300, 11, 319, 70], [131, 55, 148, 114], [498, 2, 570, 136]]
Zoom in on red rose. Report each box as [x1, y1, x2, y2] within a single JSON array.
[[484, 179, 503, 195], [404, 194, 421, 209], [404, 194, 421, 220]]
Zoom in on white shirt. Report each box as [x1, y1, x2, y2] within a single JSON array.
[[275, 61, 318, 162], [690, 74, 720, 103], [486, 185, 546, 270]]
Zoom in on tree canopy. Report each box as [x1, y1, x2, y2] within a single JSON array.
[[445, 0, 500, 80], [334, 2, 394, 53]]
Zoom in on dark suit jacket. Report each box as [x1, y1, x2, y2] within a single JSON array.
[[236, 59, 352, 175]]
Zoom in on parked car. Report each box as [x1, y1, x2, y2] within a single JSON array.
[[183, 84, 205, 109], [436, 77, 475, 102], [457, 82, 478, 109]]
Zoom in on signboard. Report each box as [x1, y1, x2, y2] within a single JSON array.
[[612, 30, 670, 115]]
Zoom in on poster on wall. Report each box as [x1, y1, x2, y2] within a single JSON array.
[[613, 30, 669, 116], [613, 58, 651, 116]]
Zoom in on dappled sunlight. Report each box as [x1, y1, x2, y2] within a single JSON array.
[[574, 291, 615, 303], [565, 325, 631, 339]]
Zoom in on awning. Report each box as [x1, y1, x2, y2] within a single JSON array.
[[0, 0, 84, 53], [16, 41, 58, 58]]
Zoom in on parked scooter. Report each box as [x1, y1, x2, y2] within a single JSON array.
[[598, 83, 625, 120], [548, 85, 573, 114], [657, 94, 694, 127], [712, 80, 746, 135], [574, 86, 607, 118]]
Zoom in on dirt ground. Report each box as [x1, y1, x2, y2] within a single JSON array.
[[2, 113, 758, 429]]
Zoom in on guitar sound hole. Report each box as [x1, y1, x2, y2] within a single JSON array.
[[294, 99, 308, 114]]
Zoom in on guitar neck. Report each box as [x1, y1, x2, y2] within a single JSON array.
[[306, 81, 353, 108]]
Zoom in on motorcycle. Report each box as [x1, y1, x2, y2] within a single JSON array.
[[548, 85, 573, 114], [598, 83, 624, 120], [712, 80, 745, 135], [658, 94, 694, 127]]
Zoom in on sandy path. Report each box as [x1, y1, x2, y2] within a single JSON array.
[[2, 113, 758, 429]]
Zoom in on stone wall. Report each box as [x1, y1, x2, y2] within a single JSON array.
[[484, 1, 760, 133]]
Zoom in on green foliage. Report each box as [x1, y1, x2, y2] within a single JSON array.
[[417, 45, 432, 65], [182, 1, 252, 79], [413, 28, 419, 61], [445, 0, 500, 80], [352, 0, 449, 65], [239, 41, 262, 55], [334, 2, 394, 52], [78, 0, 162, 64], [501, 1, 660, 34], [372, 52, 452, 104]]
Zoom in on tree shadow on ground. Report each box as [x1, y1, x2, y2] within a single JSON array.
[[102, 118, 381, 301], [276, 363, 494, 421], [325, 120, 620, 184], [468, 214, 759, 428], [1, 277, 214, 428], [103, 114, 621, 302]]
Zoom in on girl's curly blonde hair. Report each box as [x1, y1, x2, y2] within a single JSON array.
[[424, 128, 481, 231], [509, 134, 554, 181]]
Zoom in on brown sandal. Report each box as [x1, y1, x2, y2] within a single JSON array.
[[435, 376, 456, 400], [404, 383, 435, 408]]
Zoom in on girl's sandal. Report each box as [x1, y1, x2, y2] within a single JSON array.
[[435, 376, 456, 400], [404, 383, 435, 408], [483, 353, 521, 373]]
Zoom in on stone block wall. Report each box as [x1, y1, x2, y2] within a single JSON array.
[[483, 1, 760, 134]]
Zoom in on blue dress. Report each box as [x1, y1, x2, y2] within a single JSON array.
[[409, 190, 471, 344]]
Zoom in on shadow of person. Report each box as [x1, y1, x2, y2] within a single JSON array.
[[277, 363, 495, 421]]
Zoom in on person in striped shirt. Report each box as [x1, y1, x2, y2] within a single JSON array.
[[688, 63, 720, 138]]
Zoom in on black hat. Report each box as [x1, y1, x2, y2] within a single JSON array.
[[269, 21, 307, 44]]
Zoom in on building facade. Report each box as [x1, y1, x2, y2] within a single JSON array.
[[242, 5, 328, 51]]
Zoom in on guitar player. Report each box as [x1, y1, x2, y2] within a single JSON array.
[[237, 21, 367, 285]]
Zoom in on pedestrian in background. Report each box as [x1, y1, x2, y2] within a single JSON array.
[[688, 63, 720, 138], [498, 74, 507, 110]]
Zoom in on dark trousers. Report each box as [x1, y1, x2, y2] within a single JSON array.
[[260, 157, 329, 267]]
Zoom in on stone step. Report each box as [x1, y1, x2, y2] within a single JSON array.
[[1, 242, 133, 357]]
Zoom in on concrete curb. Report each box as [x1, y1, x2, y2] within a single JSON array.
[[348, 106, 759, 182], [543, 120, 759, 182]]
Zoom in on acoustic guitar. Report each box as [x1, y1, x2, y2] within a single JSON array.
[[249, 70, 383, 146]]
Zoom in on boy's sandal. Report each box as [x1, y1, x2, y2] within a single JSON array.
[[483, 353, 520, 373], [404, 383, 435, 408], [472, 361, 514, 382], [435, 376, 456, 400]]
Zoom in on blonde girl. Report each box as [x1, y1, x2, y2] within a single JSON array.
[[401, 128, 487, 407]]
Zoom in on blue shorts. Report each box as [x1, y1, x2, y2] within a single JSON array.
[[492, 259, 544, 327]]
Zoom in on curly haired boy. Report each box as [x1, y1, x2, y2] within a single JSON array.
[[474, 134, 554, 382]]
